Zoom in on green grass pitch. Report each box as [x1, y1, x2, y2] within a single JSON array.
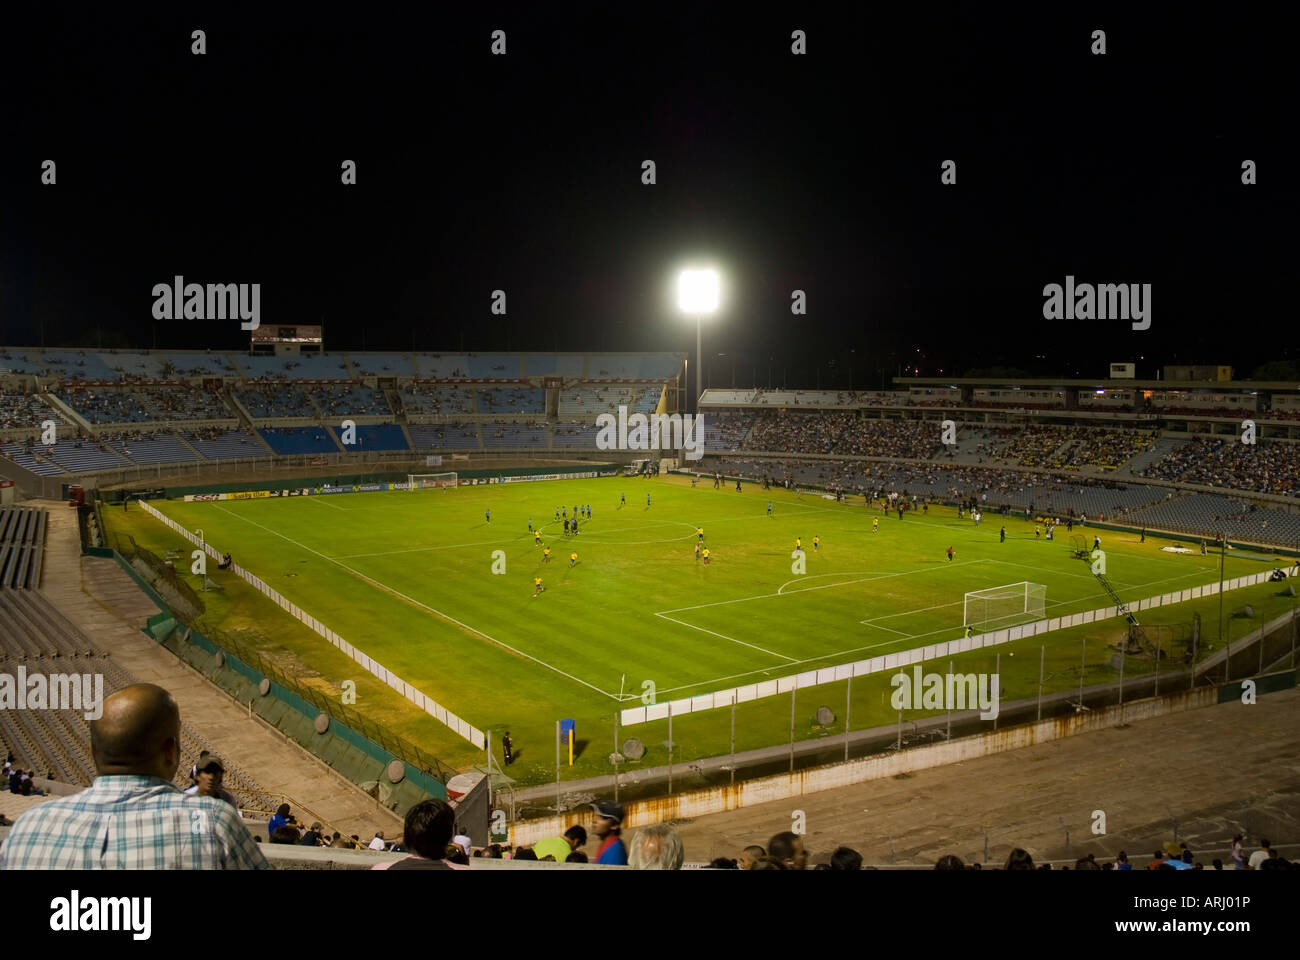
[[125, 475, 1291, 785]]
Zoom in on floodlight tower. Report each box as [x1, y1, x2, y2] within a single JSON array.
[[678, 269, 719, 415]]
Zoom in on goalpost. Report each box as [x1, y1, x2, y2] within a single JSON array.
[[963, 582, 1047, 634], [407, 472, 458, 490]]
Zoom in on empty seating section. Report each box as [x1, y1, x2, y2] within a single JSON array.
[[401, 385, 475, 415], [0, 392, 64, 431], [36, 352, 119, 381], [158, 353, 240, 377], [468, 355, 519, 379], [235, 384, 314, 418], [309, 385, 391, 417], [0, 352, 49, 376], [0, 588, 275, 803], [557, 384, 658, 417], [482, 423, 547, 448], [103, 432, 197, 465], [100, 353, 167, 379], [408, 423, 479, 450], [701, 389, 759, 405], [135, 386, 232, 421], [328, 423, 408, 450], [234, 354, 349, 380], [0, 442, 64, 475], [552, 421, 601, 448], [347, 353, 415, 377], [588, 355, 680, 379], [183, 428, 265, 460], [61, 388, 150, 423], [258, 427, 340, 455], [1123, 495, 1300, 543], [37, 440, 129, 473], [414, 354, 471, 378], [0, 507, 45, 589], [478, 387, 545, 414]]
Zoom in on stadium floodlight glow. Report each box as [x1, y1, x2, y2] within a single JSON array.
[[678, 269, 719, 313], [678, 268, 720, 415]]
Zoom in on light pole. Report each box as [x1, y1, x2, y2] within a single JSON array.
[[678, 269, 719, 416]]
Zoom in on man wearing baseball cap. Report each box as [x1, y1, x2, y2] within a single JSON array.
[[590, 801, 627, 865], [182, 752, 242, 815]]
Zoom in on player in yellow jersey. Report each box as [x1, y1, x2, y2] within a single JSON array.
[[813, 535, 820, 552], [795, 537, 802, 552], [543, 546, 551, 562], [702, 547, 710, 565], [697, 527, 704, 543], [534, 529, 542, 545], [873, 517, 879, 533], [533, 577, 544, 596], [569, 552, 578, 568]]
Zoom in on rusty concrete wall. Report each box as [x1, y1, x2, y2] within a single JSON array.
[[511, 685, 1220, 846]]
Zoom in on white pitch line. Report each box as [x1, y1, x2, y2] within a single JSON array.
[[306, 496, 348, 511], [209, 504, 620, 700], [653, 613, 799, 663]]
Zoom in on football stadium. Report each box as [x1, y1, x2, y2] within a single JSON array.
[[2, 2, 1295, 940]]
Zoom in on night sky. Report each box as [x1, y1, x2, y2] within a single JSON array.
[[2, 3, 1293, 388]]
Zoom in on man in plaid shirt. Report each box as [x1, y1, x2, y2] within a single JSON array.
[[0, 683, 268, 870]]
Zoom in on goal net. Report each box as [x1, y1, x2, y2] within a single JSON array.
[[963, 582, 1046, 633], [407, 472, 458, 490]]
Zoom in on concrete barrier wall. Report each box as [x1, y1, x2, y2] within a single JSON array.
[[137, 499, 486, 749], [515, 685, 1223, 846]]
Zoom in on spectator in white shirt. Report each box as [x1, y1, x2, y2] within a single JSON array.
[[368, 831, 387, 851], [1248, 839, 1271, 870]]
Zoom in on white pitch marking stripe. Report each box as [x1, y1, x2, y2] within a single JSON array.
[[210, 504, 619, 700], [653, 613, 799, 663]]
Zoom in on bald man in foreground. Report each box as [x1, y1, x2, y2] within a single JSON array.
[[0, 683, 268, 869]]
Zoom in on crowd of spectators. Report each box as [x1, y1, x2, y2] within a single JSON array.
[[0, 392, 56, 430], [308, 385, 391, 417], [1142, 437, 1300, 497], [234, 384, 314, 418], [401, 385, 476, 415]]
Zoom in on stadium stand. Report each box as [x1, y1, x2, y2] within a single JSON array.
[[258, 426, 341, 455], [183, 427, 267, 460], [557, 384, 659, 417], [347, 353, 416, 377], [482, 422, 548, 448], [0, 588, 275, 808], [0, 442, 63, 476], [407, 422, 480, 450], [134, 386, 233, 421], [36, 440, 130, 473], [0, 392, 62, 430], [235, 384, 316, 419], [309, 385, 392, 418], [0, 507, 45, 590], [1122, 493, 1300, 543], [1141, 437, 1300, 498], [233, 353, 349, 380], [478, 387, 546, 414], [103, 432, 200, 466], [329, 423, 409, 451], [59, 388, 151, 424], [401, 385, 476, 415]]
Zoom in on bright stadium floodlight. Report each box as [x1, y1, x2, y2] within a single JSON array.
[[678, 268, 719, 414]]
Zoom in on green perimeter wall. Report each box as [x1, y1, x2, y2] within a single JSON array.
[[93, 545, 447, 809], [98, 461, 619, 502]]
